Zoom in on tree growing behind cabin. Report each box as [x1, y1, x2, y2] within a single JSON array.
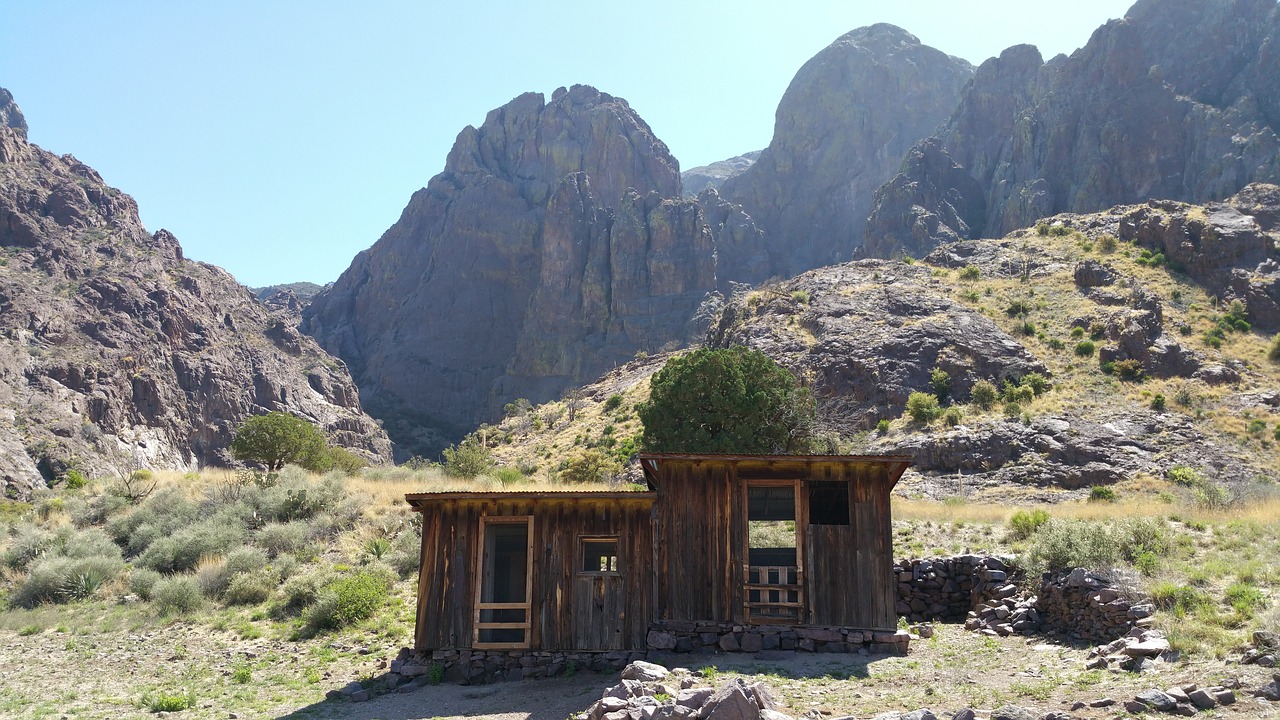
[[637, 346, 814, 454]]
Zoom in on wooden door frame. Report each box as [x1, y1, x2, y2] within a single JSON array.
[[472, 515, 534, 650], [741, 479, 806, 624]]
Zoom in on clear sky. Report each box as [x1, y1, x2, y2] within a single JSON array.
[[1, 1, 1136, 288]]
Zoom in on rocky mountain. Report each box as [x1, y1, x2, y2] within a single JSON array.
[[303, 86, 729, 457], [680, 151, 760, 197], [0, 89, 391, 499], [717, 24, 975, 276], [865, 0, 1280, 259], [492, 187, 1280, 502]]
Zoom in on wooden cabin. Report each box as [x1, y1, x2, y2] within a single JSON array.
[[640, 453, 910, 632], [404, 491, 656, 653], [405, 453, 910, 661]]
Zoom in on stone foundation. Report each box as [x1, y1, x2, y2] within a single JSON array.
[[392, 648, 648, 685], [645, 620, 910, 656]]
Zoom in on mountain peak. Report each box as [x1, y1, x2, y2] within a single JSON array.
[[0, 87, 29, 138]]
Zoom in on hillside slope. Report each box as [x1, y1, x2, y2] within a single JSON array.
[[0, 89, 391, 498], [488, 187, 1280, 503]]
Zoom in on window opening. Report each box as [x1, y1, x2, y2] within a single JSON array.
[[745, 484, 802, 623], [581, 538, 619, 574], [808, 481, 850, 525]]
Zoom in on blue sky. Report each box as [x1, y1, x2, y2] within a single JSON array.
[[1, 1, 1135, 288]]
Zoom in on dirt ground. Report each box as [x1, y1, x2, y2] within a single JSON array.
[[3, 619, 1278, 720]]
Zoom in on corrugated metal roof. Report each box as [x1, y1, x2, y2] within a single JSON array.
[[636, 452, 912, 462], [404, 490, 657, 507]]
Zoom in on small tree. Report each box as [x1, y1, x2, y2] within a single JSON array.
[[442, 435, 493, 478], [929, 368, 951, 403], [230, 412, 328, 471], [638, 346, 813, 454], [559, 450, 621, 484], [906, 392, 942, 423]]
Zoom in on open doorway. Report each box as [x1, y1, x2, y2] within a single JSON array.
[[745, 483, 803, 623], [474, 517, 532, 648]]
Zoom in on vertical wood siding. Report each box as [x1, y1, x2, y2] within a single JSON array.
[[413, 496, 653, 652]]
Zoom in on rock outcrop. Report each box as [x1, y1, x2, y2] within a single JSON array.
[[303, 86, 727, 456], [680, 151, 761, 197], [0, 88, 390, 499], [718, 24, 974, 275], [866, 1, 1280, 257]]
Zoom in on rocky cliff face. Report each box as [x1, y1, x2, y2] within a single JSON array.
[[866, 0, 1280, 258], [303, 86, 727, 456], [717, 25, 974, 276], [0, 89, 390, 499], [680, 151, 761, 197]]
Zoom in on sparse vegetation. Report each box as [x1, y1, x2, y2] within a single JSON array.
[[906, 392, 942, 423]]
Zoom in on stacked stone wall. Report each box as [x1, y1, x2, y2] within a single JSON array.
[[645, 620, 910, 656], [894, 555, 1019, 622]]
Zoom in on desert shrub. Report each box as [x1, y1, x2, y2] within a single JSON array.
[[1112, 359, 1145, 381], [942, 407, 964, 427], [195, 556, 230, 598], [278, 569, 330, 616], [1005, 299, 1032, 317], [1024, 517, 1165, 575], [1151, 394, 1166, 411], [929, 368, 951, 403], [1074, 340, 1096, 357], [1019, 373, 1049, 396], [255, 521, 309, 558], [1097, 234, 1118, 253], [138, 515, 247, 573], [387, 532, 421, 578], [1001, 380, 1035, 404], [1002, 401, 1023, 418], [1270, 334, 1280, 363], [442, 435, 494, 478], [1070, 326, 1085, 339], [906, 392, 942, 423], [129, 568, 162, 600], [1007, 509, 1050, 541], [1166, 465, 1203, 486], [246, 470, 345, 523], [151, 575, 204, 614], [304, 569, 392, 633], [559, 450, 621, 484], [63, 470, 88, 490], [959, 265, 981, 281], [969, 380, 998, 410], [875, 419, 891, 434], [224, 569, 277, 606], [1088, 486, 1117, 503], [142, 689, 196, 712], [3, 526, 54, 570], [10, 555, 124, 607], [106, 486, 199, 556], [603, 394, 624, 411], [324, 447, 368, 475], [68, 492, 129, 527], [493, 466, 525, 486]]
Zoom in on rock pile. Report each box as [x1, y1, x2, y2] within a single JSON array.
[[1083, 627, 1174, 672], [579, 664, 792, 720], [1121, 683, 1238, 715], [963, 568, 1150, 645], [896, 555, 1017, 622], [1243, 630, 1279, 668]]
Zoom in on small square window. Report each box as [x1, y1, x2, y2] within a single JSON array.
[[581, 539, 618, 573]]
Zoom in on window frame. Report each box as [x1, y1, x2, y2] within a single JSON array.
[[578, 535, 621, 576]]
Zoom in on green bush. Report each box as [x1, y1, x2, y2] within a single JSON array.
[[1074, 340, 1096, 357], [875, 419, 891, 435], [929, 368, 951, 403], [63, 470, 88, 490], [142, 689, 196, 713], [1269, 334, 1280, 363], [942, 407, 963, 427], [1019, 373, 1049, 396], [152, 576, 204, 614], [906, 392, 942, 423], [1007, 509, 1050, 541], [324, 447, 368, 475], [10, 555, 123, 607], [304, 570, 391, 632], [1224, 582, 1265, 616], [129, 568, 162, 600], [224, 570, 277, 606], [1097, 234, 1118, 253], [1024, 517, 1165, 575], [255, 521, 309, 558], [1088, 486, 1117, 503], [603, 394, 624, 411], [1150, 582, 1213, 618], [1002, 401, 1023, 418], [959, 265, 981, 281], [1070, 326, 1085, 339], [138, 516, 246, 573], [969, 380, 998, 410], [1166, 465, 1203, 487], [559, 450, 621, 484], [1112, 359, 1145, 381], [1151, 394, 1166, 411], [442, 436, 494, 478]]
